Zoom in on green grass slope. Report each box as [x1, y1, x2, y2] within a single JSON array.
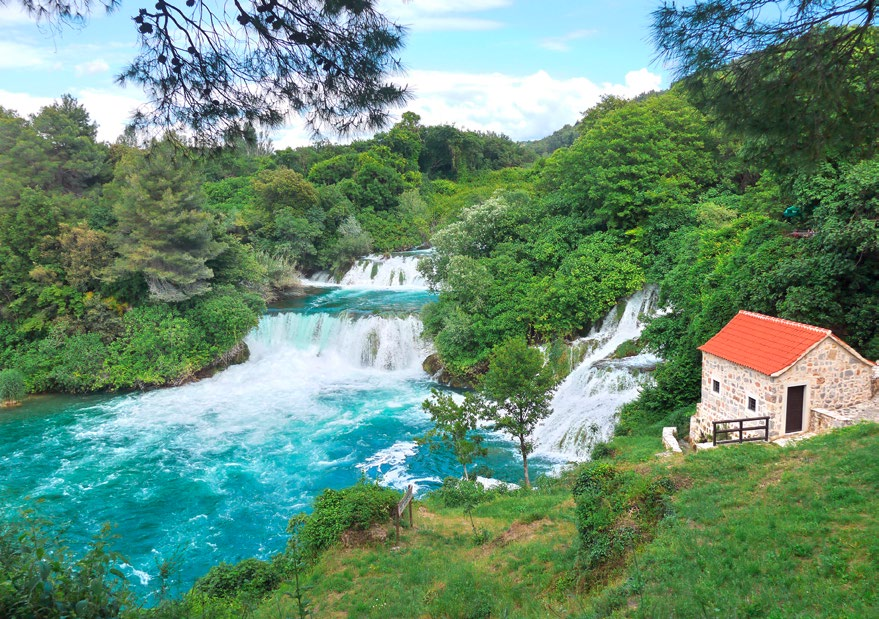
[[590, 423, 879, 618]]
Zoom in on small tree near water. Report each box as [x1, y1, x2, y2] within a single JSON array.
[[480, 338, 557, 489], [420, 389, 487, 481], [0, 369, 25, 407]]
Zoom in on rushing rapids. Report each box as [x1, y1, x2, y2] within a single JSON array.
[[0, 251, 659, 596], [535, 287, 660, 461]]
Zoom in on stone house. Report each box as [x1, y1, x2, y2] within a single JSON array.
[[690, 311, 877, 443]]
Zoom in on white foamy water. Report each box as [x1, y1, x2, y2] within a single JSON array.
[[339, 254, 428, 289], [249, 311, 431, 371], [534, 287, 660, 461], [357, 440, 442, 492]]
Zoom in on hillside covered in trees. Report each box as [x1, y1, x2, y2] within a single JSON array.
[[0, 103, 535, 394]]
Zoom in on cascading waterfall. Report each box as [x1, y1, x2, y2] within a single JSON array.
[[535, 287, 660, 461], [248, 311, 431, 371], [337, 253, 428, 289], [0, 251, 656, 597]]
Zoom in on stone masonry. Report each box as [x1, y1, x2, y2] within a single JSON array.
[[691, 338, 874, 442]]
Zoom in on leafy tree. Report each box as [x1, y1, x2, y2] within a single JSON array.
[[420, 389, 486, 481], [542, 91, 718, 230], [251, 168, 320, 216], [530, 233, 645, 338], [377, 111, 423, 170], [28, 95, 110, 192], [109, 140, 225, 302], [324, 215, 373, 276], [57, 223, 113, 291], [15, 0, 409, 141], [653, 2, 879, 168], [479, 337, 557, 489]]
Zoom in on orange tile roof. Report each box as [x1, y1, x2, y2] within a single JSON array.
[[698, 311, 833, 376]]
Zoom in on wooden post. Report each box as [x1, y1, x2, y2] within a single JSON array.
[[394, 484, 414, 545]]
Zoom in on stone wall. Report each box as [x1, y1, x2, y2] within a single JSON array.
[[809, 408, 854, 433], [691, 339, 873, 441], [781, 338, 873, 411], [691, 353, 782, 442]]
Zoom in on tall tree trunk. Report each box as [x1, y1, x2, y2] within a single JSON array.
[[463, 462, 469, 481], [519, 435, 530, 489]]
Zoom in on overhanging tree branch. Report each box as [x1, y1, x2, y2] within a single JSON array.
[[5, 0, 410, 142]]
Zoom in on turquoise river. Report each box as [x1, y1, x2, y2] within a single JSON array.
[[0, 280, 556, 599]]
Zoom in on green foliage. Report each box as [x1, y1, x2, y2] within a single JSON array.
[[420, 389, 486, 480], [185, 287, 262, 359], [294, 480, 399, 557], [192, 557, 286, 601], [106, 304, 207, 388], [654, 0, 879, 170], [542, 90, 719, 230], [431, 477, 492, 509], [0, 513, 133, 618], [109, 139, 225, 302], [480, 337, 557, 488], [529, 233, 644, 337], [572, 462, 673, 575], [0, 368, 26, 404]]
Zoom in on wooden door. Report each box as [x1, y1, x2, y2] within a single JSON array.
[[785, 385, 806, 433]]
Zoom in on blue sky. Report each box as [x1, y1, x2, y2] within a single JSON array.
[[0, 0, 668, 146]]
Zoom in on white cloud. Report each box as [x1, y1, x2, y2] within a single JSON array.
[[378, 0, 510, 31], [74, 89, 143, 141], [75, 59, 110, 75], [0, 88, 143, 142], [0, 6, 33, 25], [540, 29, 597, 52], [275, 67, 665, 147], [0, 41, 49, 68], [393, 68, 663, 141], [0, 90, 55, 115]]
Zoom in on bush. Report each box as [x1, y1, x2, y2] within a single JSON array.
[[192, 557, 286, 601], [184, 287, 261, 358], [0, 369, 26, 405], [431, 477, 490, 508], [105, 304, 209, 388], [572, 462, 673, 573], [294, 480, 399, 557], [0, 514, 133, 617]]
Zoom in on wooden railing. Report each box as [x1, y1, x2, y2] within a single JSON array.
[[713, 416, 770, 446]]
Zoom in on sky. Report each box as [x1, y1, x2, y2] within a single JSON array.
[[0, 0, 668, 147]]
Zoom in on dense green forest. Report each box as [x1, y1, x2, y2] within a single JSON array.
[[0, 103, 535, 394]]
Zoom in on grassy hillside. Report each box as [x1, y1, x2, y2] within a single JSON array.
[[230, 423, 879, 618], [590, 422, 879, 618]]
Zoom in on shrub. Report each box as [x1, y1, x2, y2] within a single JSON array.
[[572, 462, 673, 573], [192, 557, 285, 601], [294, 480, 399, 557], [48, 333, 109, 393], [0, 514, 133, 617], [431, 477, 490, 508], [105, 304, 208, 388], [184, 287, 261, 358], [0, 369, 26, 405]]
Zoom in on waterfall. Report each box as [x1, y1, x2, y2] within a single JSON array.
[[338, 254, 428, 289], [246, 311, 431, 371], [534, 287, 660, 461]]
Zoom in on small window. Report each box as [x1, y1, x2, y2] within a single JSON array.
[[712, 379, 720, 393], [747, 397, 757, 412]]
